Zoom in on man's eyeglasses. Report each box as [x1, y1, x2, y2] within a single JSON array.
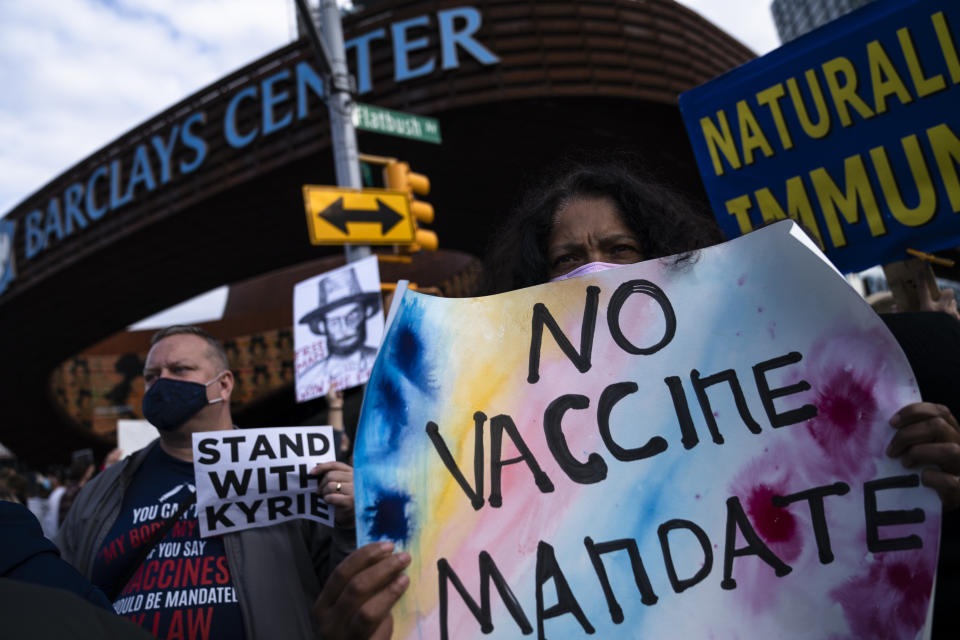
[[326, 308, 363, 330]]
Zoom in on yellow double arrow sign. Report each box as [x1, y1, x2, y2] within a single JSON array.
[[302, 186, 415, 245]]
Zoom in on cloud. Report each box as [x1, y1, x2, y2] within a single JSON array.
[[0, 0, 781, 217], [676, 0, 781, 55], [0, 0, 783, 327], [0, 0, 290, 215]]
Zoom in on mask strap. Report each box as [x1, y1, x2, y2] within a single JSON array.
[[204, 371, 227, 386], [205, 371, 227, 405]]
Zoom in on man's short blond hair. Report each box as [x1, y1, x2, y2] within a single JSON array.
[[150, 325, 230, 370]]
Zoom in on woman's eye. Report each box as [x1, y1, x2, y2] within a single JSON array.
[[552, 254, 577, 267], [612, 245, 639, 255]]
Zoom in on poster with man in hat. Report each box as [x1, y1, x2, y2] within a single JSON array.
[[293, 255, 385, 402]]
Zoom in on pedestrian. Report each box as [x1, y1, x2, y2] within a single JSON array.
[[57, 325, 407, 639]]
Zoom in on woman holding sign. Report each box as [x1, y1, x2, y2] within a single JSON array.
[[485, 159, 960, 509], [482, 157, 960, 637]]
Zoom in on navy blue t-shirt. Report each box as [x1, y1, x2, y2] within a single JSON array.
[[91, 445, 245, 640]]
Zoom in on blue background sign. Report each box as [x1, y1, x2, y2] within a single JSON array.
[[0, 219, 15, 295], [680, 0, 960, 273]]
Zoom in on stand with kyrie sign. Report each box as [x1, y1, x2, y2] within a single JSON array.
[[192, 426, 338, 537]]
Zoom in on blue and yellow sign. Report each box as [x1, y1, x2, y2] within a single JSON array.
[[680, 0, 960, 273]]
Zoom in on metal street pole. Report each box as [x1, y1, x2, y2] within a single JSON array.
[[296, 0, 370, 264]]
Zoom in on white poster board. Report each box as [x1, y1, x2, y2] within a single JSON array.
[[293, 254, 384, 402], [354, 222, 941, 639], [117, 419, 159, 458], [192, 426, 337, 537]]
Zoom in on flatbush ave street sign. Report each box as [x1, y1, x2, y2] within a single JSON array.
[[302, 186, 416, 245], [353, 103, 442, 144]]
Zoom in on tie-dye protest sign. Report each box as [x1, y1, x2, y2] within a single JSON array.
[[355, 221, 940, 639]]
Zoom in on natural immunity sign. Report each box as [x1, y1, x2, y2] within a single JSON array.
[[679, 0, 960, 273], [193, 426, 336, 537]]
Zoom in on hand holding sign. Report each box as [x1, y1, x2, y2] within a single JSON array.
[[311, 460, 356, 528], [313, 541, 411, 640], [888, 401, 960, 509], [355, 222, 941, 639]]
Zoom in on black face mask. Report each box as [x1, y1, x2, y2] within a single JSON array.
[[141, 372, 224, 432]]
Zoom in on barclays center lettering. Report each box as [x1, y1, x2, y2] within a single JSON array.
[[0, 0, 756, 463], [14, 6, 499, 269]]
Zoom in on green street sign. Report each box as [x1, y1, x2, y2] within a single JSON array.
[[353, 103, 442, 145]]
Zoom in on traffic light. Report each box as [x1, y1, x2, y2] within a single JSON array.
[[384, 160, 438, 252]]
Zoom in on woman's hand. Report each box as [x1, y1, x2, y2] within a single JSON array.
[[314, 542, 411, 640], [888, 402, 960, 510], [311, 461, 355, 528]]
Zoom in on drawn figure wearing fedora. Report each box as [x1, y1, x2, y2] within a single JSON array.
[[298, 266, 382, 396]]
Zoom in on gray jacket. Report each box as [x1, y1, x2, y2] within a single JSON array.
[[56, 441, 355, 640]]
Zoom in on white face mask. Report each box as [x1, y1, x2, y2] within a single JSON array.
[[550, 261, 624, 282]]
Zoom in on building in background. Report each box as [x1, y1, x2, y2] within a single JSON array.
[[0, 0, 755, 465], [771, 0, 873, 42]]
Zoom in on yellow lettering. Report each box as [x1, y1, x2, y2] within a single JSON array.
[[898, 26, 947, 97], [867, 40, 913, 113], [932, 11, 960, 84], [754, 178, 825, 248], [822, 56, 875, 127], [927, 123, 960, 212], [700, 111, 742, 176], [869, 136, 936, 227], [756, 84, 794, 150], [725, 194, 754, 233], [787, 71, 831, 139], [737, 100, 775, 165], [810, 155, 886, 248]]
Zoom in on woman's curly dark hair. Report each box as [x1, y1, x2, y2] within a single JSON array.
[[482, 159, 725, 294]]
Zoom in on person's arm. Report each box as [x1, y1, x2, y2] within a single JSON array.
[[313, 541, 410, 640], [1, 501, 114, 611], [308, 461, 357, 583], [306, 462, 410, 638], [888, 402, 960, 510], [326, 390, 351, 456]]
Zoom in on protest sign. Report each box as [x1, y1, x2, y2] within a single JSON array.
[[192, 426, 336, 538], [26, 486, 65, 539], [117, 419, 159, 458], [293, 254, 385, 402], [354, 222, 940, 639], [679, 0, 960, 274]]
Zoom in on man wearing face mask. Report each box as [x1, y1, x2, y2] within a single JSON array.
[[57, 326, 412, 639]]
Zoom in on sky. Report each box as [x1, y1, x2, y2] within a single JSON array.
[[0, 0, 781, 327]]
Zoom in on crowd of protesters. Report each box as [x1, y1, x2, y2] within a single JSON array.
[[0, 451, 108, 538], [2, 157, 960, 639]]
